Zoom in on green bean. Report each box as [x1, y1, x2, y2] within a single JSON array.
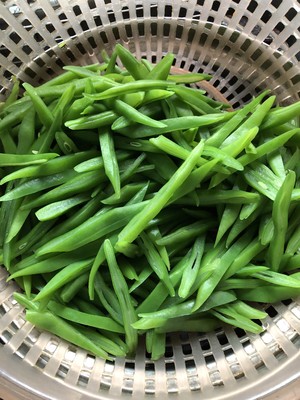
[[236, 284, 300, 303], [0, 150, 98, 184], [115, 43, 149, 80], [155, 317, 220, 333], [17, 107, 36, 154], [113, 99, 166, 128], [36, 201, 148, 255], [103, 239, 138, 354], [60, 272, 89, 303], [146, 53, 174, 80], [48, 300, 125, 333], [211, 308, 263, 334], [86, 80, 176, 101], [33, 258, 94, 302], [65, 110, 117, 130], [35, 194, 89, 221], [25, 309, 110, 359], [55, 131, 79, 154], [260, 101, 300, 131], [23, 83, 54, 128], [76, 325, 127, 357], [94, 271, 124, 324], [138, 232, 174, 296], [117, 113, 233, 138], [0, 169, 77, 202], [267, 170, 295, 271], [99, 128, 121, 197], [21, 169, 106, 210], [115, 141, 204, 253], [193, 230, 254, 311], [0, 152, 58, 167], [168, 72, 212, 83], [178, 236, 205, 299], [206, 91, 269, 147]]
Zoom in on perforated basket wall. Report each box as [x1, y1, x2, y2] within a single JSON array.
[[0, 0, 300, 399]]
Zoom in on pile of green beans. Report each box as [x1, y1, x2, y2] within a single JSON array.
[[1, 44, 300, 360]]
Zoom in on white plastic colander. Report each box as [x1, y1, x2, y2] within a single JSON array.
[[0, 0, 300, 399]]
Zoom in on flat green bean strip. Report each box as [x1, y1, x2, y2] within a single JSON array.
[[35, 194, 90, 221], [146, 152, 177, 181], [215, 203, 241, 246], [112, 102, 163, 130], [260, 101, 300, 131], [150, 136, 242, 171], [168, 72, 211, 83], [55, 131, 79, 154], [0, 169, 77, 202], [234, 265, 269, 277], [21, 169, 106, 210], [25, 310, 110, 359], [138, 232, 174, 296], [1, 131, 17, 154], [99, 128, 121, 197], [17, 107, 36, 154], [1, 77, 20, 110], [156, 221, 213, 247], [60, 272, 89, 303], [119, 257, 139, 281], [252, 270, 300, 288], [243, 161, 283, 201], [117, 113, 233, 138], [147, 226, 170, 270], [13, 220, 56, 257], [102, 182, 147, 205], [136, 249, 193, 314], [135, 291, 236, 326], [129, 265, 153, 294], [193, 231, 254, 311], [223, 239, 266, 279], [0, 152, 58, 167], [77, 325, 127, 357], [148, 331, 166, 361], [218, 278, 265, 290], [205, 91, 269, 147], [268, 170, 295, 272], [0, 103, 32, 132], [211, 309, 263, 334], [23, 83, 54, 128], [37, 108, 63, 153], [48, 300, 125, 333], [115, 43, 149, 80], [113, 99, 166, 128], [33, 258, 94, 302], [173, 86, 219, 114], [36, 201, 148, 255], [94, 271, 124, 324], [115, 141, 204, 253], [170, 158, 221, 204], [226, 202, 266, 247], [155, 317, 220, 333], [193, 189, 260, 205], [5, 199, 31, 243], [65, 110, 118, 130], [86, 79, 176, 100], [178, 236, 205, 299], [236, 283, 300, 303], [103, 239, 138, 354], [146, 53, 174, 80], [88, 234, 116, 301], [0, 150, 98, 185]]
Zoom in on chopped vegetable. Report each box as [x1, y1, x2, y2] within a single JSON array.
[[1, 45, 300, 360]]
